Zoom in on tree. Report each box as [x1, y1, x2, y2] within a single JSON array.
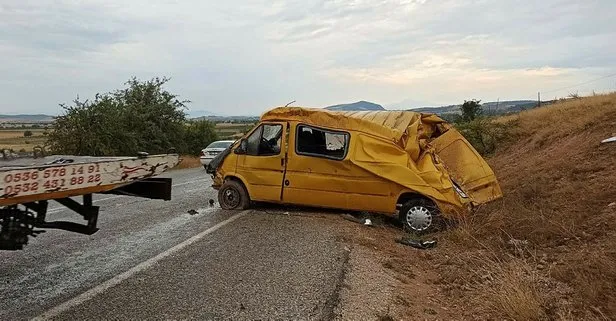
[[23, 130, 33, 137], [460, 99, 482, 122], [182, 120, 219, 156], [46, 77, 195, 156]]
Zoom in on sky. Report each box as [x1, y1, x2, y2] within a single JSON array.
[[1, 0, 615, 116]]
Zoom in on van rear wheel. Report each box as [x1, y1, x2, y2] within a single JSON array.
[[399, 198, 442, 234], [218, 180, 250, 210]]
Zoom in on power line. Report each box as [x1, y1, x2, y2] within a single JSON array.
[[542, 72, 616, 94]]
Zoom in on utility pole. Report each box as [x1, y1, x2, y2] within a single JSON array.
[[538, 92, 541, 107]]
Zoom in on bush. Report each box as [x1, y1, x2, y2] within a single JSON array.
[[46, 77, 216, 156], [461, 99, 482, 122], [23, 130, 33, 137], [182, 120, 219, 156], [456, 118, 510, 156]]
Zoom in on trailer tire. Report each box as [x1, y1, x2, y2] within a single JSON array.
[[218, 180, 250, 210]]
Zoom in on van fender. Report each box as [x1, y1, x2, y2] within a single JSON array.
[[395, 189, 466, 219], [222, 173, 253, 198]]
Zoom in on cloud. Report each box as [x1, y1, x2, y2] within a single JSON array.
[[0, 0, 614, 114]]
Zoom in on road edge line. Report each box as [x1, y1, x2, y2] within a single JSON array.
[[32, 210, 250, 321]]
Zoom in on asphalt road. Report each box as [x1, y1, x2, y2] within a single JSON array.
[[0, 168, 348, 321]]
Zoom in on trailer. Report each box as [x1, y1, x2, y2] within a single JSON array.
[[0, 153, 180, 250]]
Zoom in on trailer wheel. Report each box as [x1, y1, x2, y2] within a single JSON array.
[[399, 198, 442, 234], [218, 180, 250, 210]]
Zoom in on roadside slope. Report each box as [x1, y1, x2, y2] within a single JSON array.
[[434, 93, 616, 320]]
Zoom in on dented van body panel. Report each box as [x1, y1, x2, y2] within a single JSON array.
[[210, 107, 502, 219]]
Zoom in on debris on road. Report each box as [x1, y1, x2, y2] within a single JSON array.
[[209, 199, 215, 207], [341, 213, 374, 227], [187, 209, 199, 215], [396, 238, 437, 249]]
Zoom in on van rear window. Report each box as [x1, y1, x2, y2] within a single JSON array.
[[296, 125, 349, 160]]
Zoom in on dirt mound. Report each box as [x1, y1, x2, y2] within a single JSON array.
[[434, 93, 616, 320]]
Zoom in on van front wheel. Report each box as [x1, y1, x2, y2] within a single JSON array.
[[399, 198, 442, 234], [218, 180, 250, 210]]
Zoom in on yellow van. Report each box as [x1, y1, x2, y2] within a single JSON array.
[[207, 107, 502, 233]]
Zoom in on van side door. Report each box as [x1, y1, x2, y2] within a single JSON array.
[[236, 122, 286, 202], [282, 124, 357, 210]]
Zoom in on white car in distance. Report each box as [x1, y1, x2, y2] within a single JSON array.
[[200, 140, 235, 169]]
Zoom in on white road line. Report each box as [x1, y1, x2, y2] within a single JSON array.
[[171, 178, 208, 187], [46, 178, 209, 212], [32, 210, 249, 321]]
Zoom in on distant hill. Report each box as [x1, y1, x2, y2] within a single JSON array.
[[194, 115, 259, 123], [0, 114, 55, 123], [186, 110, 218, 118], [411, 100, 538, 115], [325, 101, 386, 111]]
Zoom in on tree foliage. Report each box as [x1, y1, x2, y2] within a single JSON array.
[[452, 99, 513, 156], [183, 120, 219, 156], [456, 118, 510, 156], [460, 99, 482, 122], [46, 77, 218, 156]]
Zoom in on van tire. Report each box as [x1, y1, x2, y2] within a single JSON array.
[[399, 198, 442, 235], [218, 180, 250, 210]]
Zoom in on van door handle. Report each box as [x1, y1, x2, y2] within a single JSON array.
[[281, 158, 285, 166]]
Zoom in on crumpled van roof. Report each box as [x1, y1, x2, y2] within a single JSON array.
[[261, 107, 449, 144]]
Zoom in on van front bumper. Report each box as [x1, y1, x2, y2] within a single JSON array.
[[212, 174, 223, 190]]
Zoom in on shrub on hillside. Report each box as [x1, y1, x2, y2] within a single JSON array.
[[456, 118, 510, 156]]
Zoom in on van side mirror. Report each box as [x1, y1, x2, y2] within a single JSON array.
[[234, 139, 247, 155]]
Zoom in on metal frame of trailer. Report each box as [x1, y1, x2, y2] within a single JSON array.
[[0, 153, 180, 250]]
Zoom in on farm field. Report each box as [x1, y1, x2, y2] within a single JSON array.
[[0, 129, 47, 153]]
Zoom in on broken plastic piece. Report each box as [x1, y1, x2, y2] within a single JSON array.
[[396, 238, 438, 249], [601, 136, 616, 144]]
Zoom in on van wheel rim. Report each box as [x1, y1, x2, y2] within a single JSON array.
[[406, 206, 432, 231], [222, 187, 241, 208]]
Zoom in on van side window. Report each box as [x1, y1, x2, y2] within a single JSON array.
[[245, 124, 283, 156], [296, 125, 349, 160]]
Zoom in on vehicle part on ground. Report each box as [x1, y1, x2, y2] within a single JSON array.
[[218, 180, 250, 210], [601, 136, 616, 144], [396, 238, 437, 249], [399, 198, 442, 234]]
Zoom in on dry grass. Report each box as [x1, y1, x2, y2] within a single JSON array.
[[0, 130, 48, 152], [433, 93, 616, 319], [174, 155, 203, 169]]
